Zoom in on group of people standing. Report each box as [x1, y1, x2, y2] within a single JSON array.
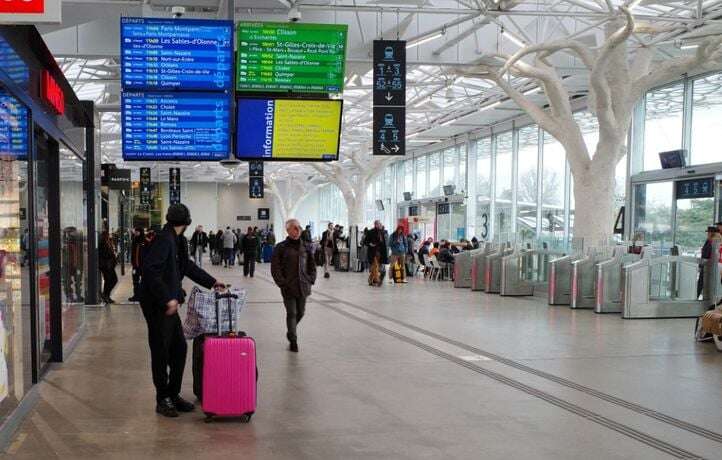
[[189, 225, 275, 278]]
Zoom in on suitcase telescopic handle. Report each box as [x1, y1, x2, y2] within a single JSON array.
[[215, 290, 239, 336]]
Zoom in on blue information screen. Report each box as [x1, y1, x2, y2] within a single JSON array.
[[0, 90, 28, 159], [122, 92, 230, 161], [121, 17, 233, 91]]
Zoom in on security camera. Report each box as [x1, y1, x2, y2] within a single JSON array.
[[288, 6, 301, 22], [171, 6, 185, 18]]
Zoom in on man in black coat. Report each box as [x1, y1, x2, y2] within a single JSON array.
[[271, 218, 317, 353], [141, 204, 224, 418], [366, 220, 388, 286], [241, 226, 259, 277]]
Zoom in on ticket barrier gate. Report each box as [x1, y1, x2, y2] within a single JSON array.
[[471, 244, 498, 291], [548, 254, 586, 305], [569, 248, 619, 309], [500, 248, 535, 296], [621, 245, 721, 319], [454, 249, 480, 288], [594, 252, 646, 313], [485, 245, 515, 294]]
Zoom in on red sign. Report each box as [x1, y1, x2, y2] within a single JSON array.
[[0, 0, 45, 14], [41, 70, 64, 115]]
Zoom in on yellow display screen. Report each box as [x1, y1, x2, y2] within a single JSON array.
[[235, 98, 343, 161]]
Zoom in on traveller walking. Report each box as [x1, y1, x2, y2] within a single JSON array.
[[389, 226, 408, 284], [99, 230, 118, 304], [208, 230, 216, 258], [271, 219, 317, 353], [128, 227, 145, 302], [222, 226, 237, 268], [189, 225, 208, 268], [321, 222, 336, 279], [140, 204, 224, 418], [699, 226, 719, 299], [301, 225, 312, 244], [366, 220, 388, 286], [241, 226, 259, 277]]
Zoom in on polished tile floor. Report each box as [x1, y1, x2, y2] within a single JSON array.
[[5, 260, 722, 459]]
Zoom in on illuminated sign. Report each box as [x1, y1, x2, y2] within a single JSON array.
[[0, 0, 44, 14], [121, 17, 233, 91], [41, 70, 65, 115], [122, 91, 230, 161], [235, 98, 342, 161]]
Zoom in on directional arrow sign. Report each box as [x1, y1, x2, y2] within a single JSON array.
[[373, 40, 406, 107], [373, 106, 405, 156]]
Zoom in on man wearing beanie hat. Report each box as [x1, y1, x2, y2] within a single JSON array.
[[141, 203, 225, 418]]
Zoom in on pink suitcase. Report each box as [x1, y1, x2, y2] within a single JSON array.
[[201, 292, 257, 423]]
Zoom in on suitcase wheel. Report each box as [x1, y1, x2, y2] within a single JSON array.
[[242, 413, 253, 423], [204, 413, 214, 423]]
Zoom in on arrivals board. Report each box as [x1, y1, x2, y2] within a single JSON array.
[[236, 22, 347, 93], [121, 17, 233, 91], [235, 98, 342, 161], [0, 90, 28, 158], [122, 92, 230, 161]]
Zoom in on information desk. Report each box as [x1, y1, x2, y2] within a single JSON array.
[[122, 92, 230, 161], [236, 22, 347, 93], [121, 17, 233, 91]]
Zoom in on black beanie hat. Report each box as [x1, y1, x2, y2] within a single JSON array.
[[166, 203, 192, 226]]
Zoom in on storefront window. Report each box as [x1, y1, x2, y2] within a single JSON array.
[[59, 147, 86, 350], [428, 152, 440, 197], [34, 132, 52, 366], [517, 125, 538, 243], [691, 72, 722, 166], [475, 138, 492, 241], [494, 132, 513, 240], [643, 83, 684, 171], [541, 132, 566, 241], [0, 89, 33, 421]]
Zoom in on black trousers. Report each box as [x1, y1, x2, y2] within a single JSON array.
[[283, 296, 307, 342], [132, 268, 141, 298], [100, 266, 118, 299], [244, 254, 256, 277], [141, 303, 187, 403]]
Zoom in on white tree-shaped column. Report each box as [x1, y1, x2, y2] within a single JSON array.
[[460, 7, 722, 243]]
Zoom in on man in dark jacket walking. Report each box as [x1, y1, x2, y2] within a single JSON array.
[[241, 226, 259, 277], [366, 220, 388, 286], [271, 218, 317, 353], [141, 204, 224, 418]]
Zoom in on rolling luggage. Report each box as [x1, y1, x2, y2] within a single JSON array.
[[211, 253, 221, 266], [262, 244, 273, 263], [197, 291, 258, 423]]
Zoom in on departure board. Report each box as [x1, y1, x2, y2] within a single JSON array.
[[122, 92, 230, 161], [236, 22, 348, 93], [121, 17, 233, 91], [0, 90, 28, 158]]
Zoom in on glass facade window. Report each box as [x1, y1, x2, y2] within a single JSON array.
[[475, 138, 492, 241], [516, 125, 538, 243], [541, 132, 566, 240], [0, 89, 33, 421], [643, 83, 684, 171], [415, 156, 427, 199], [494, 132, 513, 240], [428, 152, 441, 197], [633, 181, 674, 252], [691, 73, 722, 166], [403, 160, 413, 197], [443, 148, 457, 186]]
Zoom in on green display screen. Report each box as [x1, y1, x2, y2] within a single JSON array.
[[236, 22, 348, 93]]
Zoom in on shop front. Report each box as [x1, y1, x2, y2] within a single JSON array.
[[0, 25, 96, 439]]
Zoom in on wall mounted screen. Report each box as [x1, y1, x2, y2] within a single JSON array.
[[121, 17, 233, 91], [122, 92, 230, 161], [235, 98, 342, 161], [236, 22, 347, 93], [0, 90, 28, 158]]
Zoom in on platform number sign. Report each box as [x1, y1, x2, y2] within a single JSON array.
[[373, 40, 405, 156], [373, 107, 405, 156]]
